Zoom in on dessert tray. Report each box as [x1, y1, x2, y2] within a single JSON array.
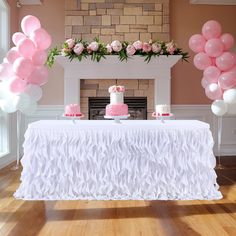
[[104, 114, 130, 124], [62, 114, 84, 124]]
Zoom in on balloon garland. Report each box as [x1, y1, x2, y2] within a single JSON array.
[[0, 15, 51, 115], [189, 20, 236, 116]]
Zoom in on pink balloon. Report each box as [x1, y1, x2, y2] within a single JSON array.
[[205, 83, 223, 100], [216, 52, 235, 71], [17, 38, 37, 59], [193, 52, 212, 70], [30, 28, 52, 50], [9, 76, 28, 93], [201, 77, 209, 89], [202, 20, 222, 40], [21, 15, 41, 36], [13, 57, 34, 78], [27, 66, 49, 85], [6, 47, 21, 64], [0, 63, 14, 81], [32, 50, 47, 66], [12, 32, 27, 46], [203, 66, 221, 80], [188, 34, 206, 53], [211, 57, 216, 66], [204, 38, 224, 57], [218, 71, 236, 90], [220, 33, 234, 51], [229, 65, 236, 73]]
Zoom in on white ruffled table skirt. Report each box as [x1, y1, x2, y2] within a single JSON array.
[[14, 120, 222, 200]]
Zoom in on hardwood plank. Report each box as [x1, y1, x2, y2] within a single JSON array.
[[0, 160, 235, 236]]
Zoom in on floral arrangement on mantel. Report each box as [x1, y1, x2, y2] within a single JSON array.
[[47, 38, 189, 67]]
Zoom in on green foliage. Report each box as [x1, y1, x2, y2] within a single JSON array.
[[47, 38, 189, 67]]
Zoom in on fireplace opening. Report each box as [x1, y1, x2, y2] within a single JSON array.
[[89, 97, 147, 120]]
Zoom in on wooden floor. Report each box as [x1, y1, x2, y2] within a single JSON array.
[[0, 158, 236, 236]]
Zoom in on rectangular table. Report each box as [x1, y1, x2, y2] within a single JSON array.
[[14, 120, 222, 200]]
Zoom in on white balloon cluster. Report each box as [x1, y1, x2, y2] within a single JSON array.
[[0, 15, 51, 115], [189, 20, 236, 116]]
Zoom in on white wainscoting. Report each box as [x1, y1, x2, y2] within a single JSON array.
[[19, 104, 236, 157]]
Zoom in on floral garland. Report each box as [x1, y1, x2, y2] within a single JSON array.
[[47, 38, 189, 67]]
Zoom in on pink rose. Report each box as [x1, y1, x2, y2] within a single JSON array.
[[133, 40, 143, 50], [111, 40, 122, 52], [106, 44, 112, 53], [151, 43, 161, 53], [126, 45, 136, 56], [88, 41, 99, 52], [166, 41, 176, 54], [65, 38, 75, 49], [73, 43, 84, 55], [142, 42, 152, 53], [108, 85, 125, 93]]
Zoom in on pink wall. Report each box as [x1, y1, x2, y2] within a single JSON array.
[[170, 0, 236, 104], [7, 0, 19, 47], [8, 0, 236, 105]]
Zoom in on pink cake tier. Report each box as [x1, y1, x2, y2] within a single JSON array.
[[64, 104, 82, 116], [105, 104, 128, 116]]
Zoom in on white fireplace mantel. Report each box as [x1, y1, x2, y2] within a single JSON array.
[[56, 55, 182, 108]]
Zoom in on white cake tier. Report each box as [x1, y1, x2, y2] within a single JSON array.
[[156, 104, 170, 114], [110, 92, 124, 105]]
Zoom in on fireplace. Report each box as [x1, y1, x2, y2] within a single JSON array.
[[89, 97, 147, 120]]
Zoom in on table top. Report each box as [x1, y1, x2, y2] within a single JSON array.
[[28, 120, 210, 131]]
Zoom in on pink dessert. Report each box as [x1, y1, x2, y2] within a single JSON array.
[[64, 104, 82, 116], [106, 104, 128, 116], [105, 85, 129, 116]]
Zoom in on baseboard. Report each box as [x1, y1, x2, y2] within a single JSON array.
[[18, 104, 236, 156]]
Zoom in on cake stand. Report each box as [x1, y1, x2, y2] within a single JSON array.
[[152, 113, 174, 123], [62, 114, 84, 124], [104, 114, 130, 124]]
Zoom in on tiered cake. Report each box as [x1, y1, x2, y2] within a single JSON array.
[[64, 104, 82, 116], [105, 85, 129, 116], [155, 104, 171, 116]]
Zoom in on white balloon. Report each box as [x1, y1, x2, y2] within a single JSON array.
[[24, 84, 42, 102], [223, 88, 236, 104], [0, 98, 17, 113], [20, 100, 37, 115], [227, 103, 236, 115], [211, 100, 228, 116], [13, 93, 31, 111]]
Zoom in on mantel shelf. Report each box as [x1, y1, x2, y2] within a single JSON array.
[[55, 55, 182, 107], [56, 55, 182, 79]]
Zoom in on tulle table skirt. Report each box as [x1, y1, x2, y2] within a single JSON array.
[[14, 120, 222, 200]]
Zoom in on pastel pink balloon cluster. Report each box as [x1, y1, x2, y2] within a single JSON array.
[[0, 15, 51, 115], [189, 20, 236, 116]]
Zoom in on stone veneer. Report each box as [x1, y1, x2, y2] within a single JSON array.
[[65, 0, 170, 119]]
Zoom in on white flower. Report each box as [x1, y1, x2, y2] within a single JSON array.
[[126, 45, 136, 56], [106, 44, 113, 53], [151, 43, 161, 53], [111, 40, 122, 52], [88, 41, 99, 52], [65, 38, 75, 49], [73, 43, 84, 55], [133, 40, 143, 50]]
